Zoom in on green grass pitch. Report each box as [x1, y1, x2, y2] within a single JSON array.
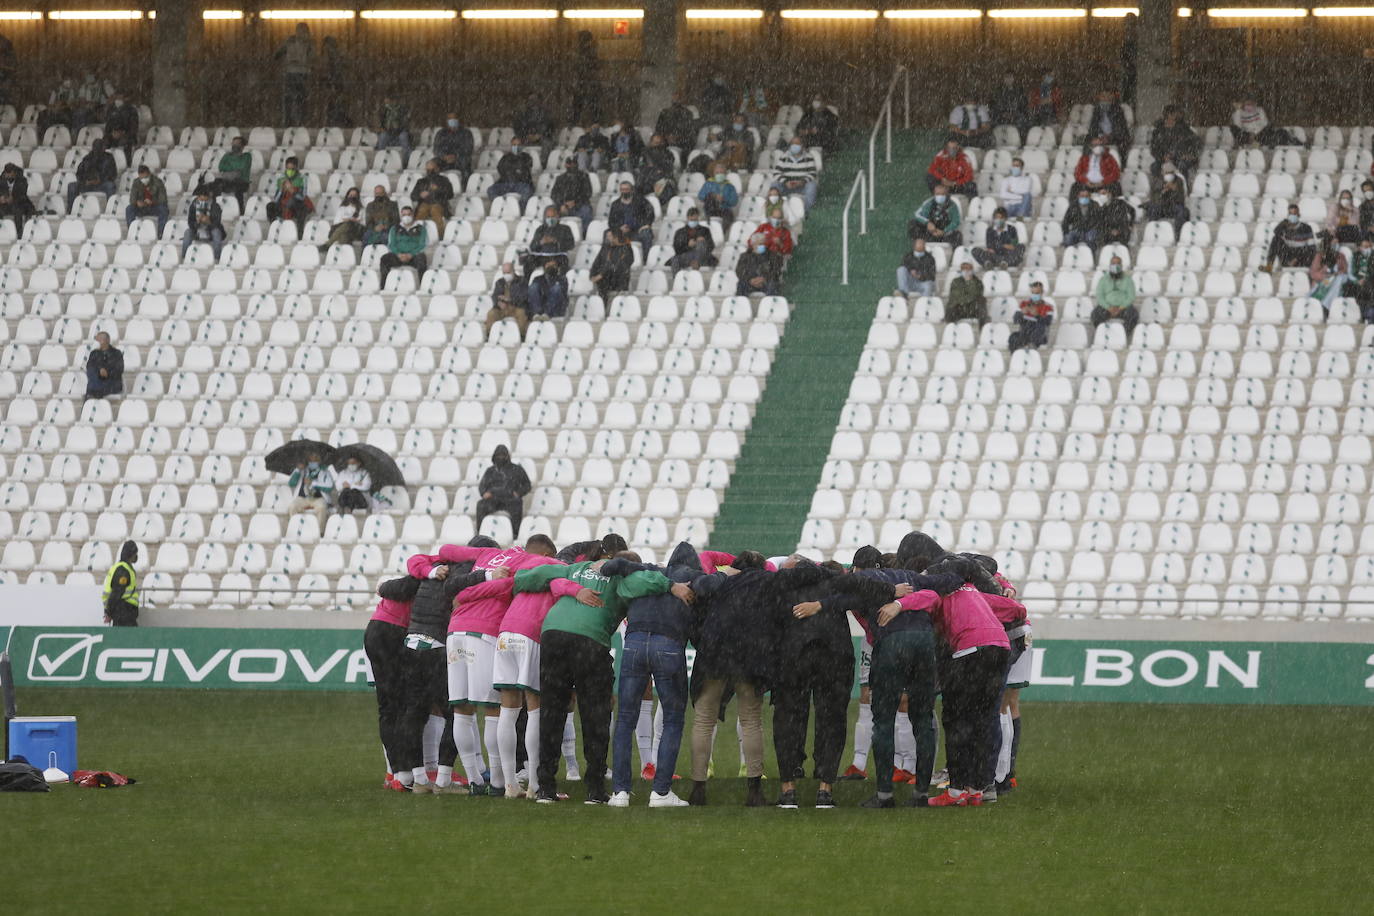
[[3, 688, 1370, 914]]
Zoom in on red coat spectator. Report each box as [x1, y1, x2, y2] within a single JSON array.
[[755, 216, 794, 256], [926, 141, 977, 195], [1072, 148, 1121, 195], [1029, 75, 1062, 125]]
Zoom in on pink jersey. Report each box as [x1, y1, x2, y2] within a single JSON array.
[[369, 597, 411, 628], [462, 556, 580, 642], [436, 545, 556, 636], [928, 585, 1011, 654], [698, 550, 779, 574]]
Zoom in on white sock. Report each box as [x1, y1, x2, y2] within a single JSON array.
[[454, 713, 485, 786], [995, 711, 1014, 783], [525, 707, 541, 794], [497, 706, 521, 791], [484, 714, 505, 789], [735, 717, 744, 763], [422, 714, 444, 772], [562, 713, 578, 775], [636, 699, 654, 768], [852, 702, 873, 769], [383, 745, 392, 777], [411, 766, 429, 785], [436, 764, 453, 788], [395, 769, 414, 786], [896, 711, 917, 772], [652, 702, 664, 761]]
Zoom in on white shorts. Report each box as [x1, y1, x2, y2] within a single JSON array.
[[492, 631, 541, 694], [858, 640, 873, 688], [1006, 642, 1032, 690], [446, 632, 499, 706]]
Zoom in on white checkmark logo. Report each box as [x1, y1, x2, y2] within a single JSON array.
[[28, 634, 103, 680]]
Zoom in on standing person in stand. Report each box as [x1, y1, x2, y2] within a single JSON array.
[[102, 540, 140, 627]]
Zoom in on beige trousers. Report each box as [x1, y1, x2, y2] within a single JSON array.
[[691, 678, 765, 781]]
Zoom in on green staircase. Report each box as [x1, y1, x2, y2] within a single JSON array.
[[709, 129, 946, 556]]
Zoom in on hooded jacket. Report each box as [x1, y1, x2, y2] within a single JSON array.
[[600, 541, 703, 645], [103, 540, 139, 620], [478, 446, 531, 502], [404, 559, 485, 643]]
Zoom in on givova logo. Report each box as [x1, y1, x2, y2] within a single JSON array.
[[28, 633, 104, 681]]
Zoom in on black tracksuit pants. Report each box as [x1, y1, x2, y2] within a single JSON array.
[[538, 629, 614, 795], [940, 646, 1010, 791], [397, 645, 447, 773], [364, 619, 407, 771], [772, 640, 852, 783]]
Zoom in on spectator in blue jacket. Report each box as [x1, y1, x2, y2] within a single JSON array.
[[698, 164, 739, 227]]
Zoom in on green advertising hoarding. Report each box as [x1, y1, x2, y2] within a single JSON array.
[[4, 627, 1372, 706]]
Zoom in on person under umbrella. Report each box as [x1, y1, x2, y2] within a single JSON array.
[[474, 445, 532, 539], [334, 453, 372, 515]]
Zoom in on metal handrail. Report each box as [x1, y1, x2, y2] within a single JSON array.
[[867, 65, 910, 211], [841, 170, 867, 286]]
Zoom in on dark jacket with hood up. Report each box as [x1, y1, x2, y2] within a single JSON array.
[[478, 445, 531, 502], [828, 545, 964, 646], [600, 541, 703, 645], [105, 540, 139, 623], [689, 563, 785, 689]]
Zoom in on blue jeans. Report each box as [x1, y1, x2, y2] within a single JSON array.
[[612, 631, 687, 795], [376, 129, 413, 165], [1003, 193, 1033, 218]]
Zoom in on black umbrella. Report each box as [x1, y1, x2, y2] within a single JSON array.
[[331, 443, 406, 490], [265, 440, 336, 476]]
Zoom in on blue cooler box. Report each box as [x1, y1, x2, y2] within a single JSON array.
[[8, 716, 78, 773]]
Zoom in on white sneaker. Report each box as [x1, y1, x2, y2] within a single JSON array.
[[608, 791, 631, 808], [505, 785, 525, 799], [649, 790, 690, 808], [566, 768, 581, 782]]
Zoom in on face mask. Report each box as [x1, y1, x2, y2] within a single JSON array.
[[789, 144, 801, 155], [447, 119, 459, 128], [611, 123, 623, 132], [1111, 265, 1123, 275], [1092, 146, 1104, 155], [769, 217, 781, 227], [307, 461, 319, 470], [755, 245, 767, 254], [1366, 191, 1374, 200], [767, 194, 780, 204], [233, 145, 245, 153], [510, 145, 520, 154], [1364, 247, 1372, 256], [687, 219, 699, 228], [1287, 214, 1299, 223], [812, 101, 823, 110], [545, 217, 556, 226], [285, 168, 298, 177], [1010, 166, 1022, 176], [961, 270, 973, 280], [1078, 197, 1090, 206], [994, 219, 1005, 228], [934, 195, 947, 204], [1030, 294, 1042, 303], [621, 192, 632, 201], [1342, 197, 1353, 206], [733, 123, 744, 132], [401, 215, 415, 226], [713, 174, 726, 183], [1162, 167, 1175, 175]]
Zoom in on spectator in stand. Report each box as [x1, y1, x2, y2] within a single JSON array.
[[690, 128, 725, 175], [1143, 167, 1189, 234], [636, 133, 678, 205], [1063, 191, 1103, 253], [701, 73, 733, 125], [492, 260, 528, 310], [411, 159, 453, 238], [125, 165, 169, 236], [571, 30, 601, 125], [656, 94, 697, 152], [927, 140, 976, 195], [797, 94, 839, 153], [608, 121, 645, 173], [1327, 190, 1361, 245], [515, 93, 554, 146], [1360, 180, 1374, 237], [434, 113, 474, 181], [266, 157, 313, 235], [739, 83, 771, 127], [948, 95, 993, 149], [1263, 204, 1316, 270], [334, 454, 373, 515], [528, 259, 570, 321], [379, 206, 428, 286], [181, 186, 225, 261], [40, 78, 76, 136], [1088, 89, 1132, 149], [362, 185, 399, 246], [946, 261, 989, 325], [698, 165, 739, 227], [85, 331, 124, 399], [552, 156, 593, 229], [476, 445, 532, 536], [772, 136, 819, 213], [720, 113, 756, 171], [1093, 255, 1138, 337], [274, 22, 314, 127], [670, 208, 717, 271], [485, 276, 529, 338], [375, 96, 413, 165], [1100, 187, 1135, 245], [489, 140, 534, 209], [757, 207, 794, 257], [0, 162, 34, 235], [608, 180, 655, 251], [1010, 282, 1053, 353], [1030, 72, 1062, 126], [997, 157, 1041, 218], [909, 184, 963, 246], [288, 452, 333, 527], [575, 121, 610, 172], [319, 187, 364, 252], [1072, 140, 1121, 197], [103, 93, 138, 162], [1231, 96, 1300, 148], [66, 138, 117, 210], [527, 205, 575, 275], [590, 228, 634, 297], [991, 73, 1030, 136], [895, 237, 936, 297], [211, 135, 252, 210], [974, 208, 1024, 269], [1148, 105, 1200, 181], [74, 72, 111, 131], [735, 232, 782, 296], [1309, 237, 1350, 314], [1350, 236, 1374, 322]]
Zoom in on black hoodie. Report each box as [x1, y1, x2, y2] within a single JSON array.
[[600, 541, 703, 645], [478, 445, 531, 501], [404, 560, 487, 643]]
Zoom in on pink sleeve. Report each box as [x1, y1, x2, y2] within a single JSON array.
[[764, 560, 778, 572], [457, 577, 513, 603], [437, 544, 480, 564], [984, 593, 1028, 625], [406, 553, 441, 578], [699, 550, 735, 573], [549, 578, 583, 599], [898, 590, 941, 612]]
